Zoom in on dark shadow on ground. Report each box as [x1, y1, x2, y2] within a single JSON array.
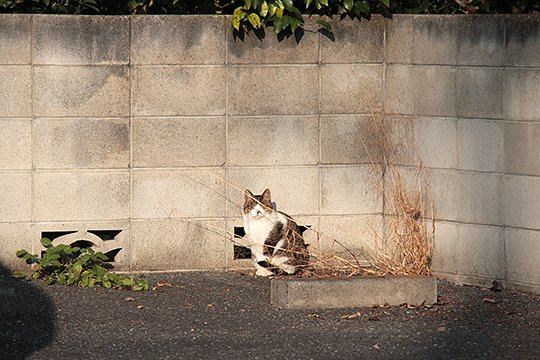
[[0, 262, 55, 360]]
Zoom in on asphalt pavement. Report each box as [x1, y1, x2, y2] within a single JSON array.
[[1, 271, 539, 360]]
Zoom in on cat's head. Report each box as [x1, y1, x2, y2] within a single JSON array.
[[243, 189, 273, 219]]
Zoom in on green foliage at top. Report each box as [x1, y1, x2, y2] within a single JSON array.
[[16, 238, 149, 291], [0, 0, 538, 35]]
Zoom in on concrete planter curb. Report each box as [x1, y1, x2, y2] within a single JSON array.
[[271, 275, 437, 309]]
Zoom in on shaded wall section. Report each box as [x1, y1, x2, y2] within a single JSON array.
[[0, 14, 538, 294]]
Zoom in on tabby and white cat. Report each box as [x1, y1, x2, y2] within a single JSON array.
[[242, 189, 309, 277]]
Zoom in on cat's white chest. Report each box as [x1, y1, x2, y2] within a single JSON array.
[[247, 218, 275, 244], [244, 212, 286, 245]]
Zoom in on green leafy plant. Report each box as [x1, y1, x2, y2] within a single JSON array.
[[16, 238, 149, 291], [1, 0, 538, 37], [226, 0, 391, 36]]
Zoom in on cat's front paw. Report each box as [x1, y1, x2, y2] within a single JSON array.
[[281, 264, 296, 275], [255, 268, 274, 277]]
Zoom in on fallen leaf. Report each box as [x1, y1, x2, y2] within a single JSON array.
[[207, 303, 215, 308], [137, 305, 145, 309], [124, 297, 135, 302], [156, 282, 173, 288], [482, 298, 496, 304], [373, 344, 380, 350], [438, 324, 446, 332], [340, 311, 361, 320], [436, 296, 446, 305]]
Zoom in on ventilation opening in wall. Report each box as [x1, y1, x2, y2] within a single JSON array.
[[41, 231, 77, 241], [232, 225, 311, 260], [88, 230, 122, 240], [233, 227, 251, 260], [40, 230, 123, 264]]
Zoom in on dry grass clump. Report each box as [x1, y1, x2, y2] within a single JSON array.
[[297, 115, 434, 278], [366, 164, 434, 276]]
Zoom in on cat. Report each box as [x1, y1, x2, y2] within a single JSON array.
[[242, 189, 309, 277]]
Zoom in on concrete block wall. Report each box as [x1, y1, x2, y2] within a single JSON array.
[[0, 14, 538, 293], [383, 14, 539, 294]]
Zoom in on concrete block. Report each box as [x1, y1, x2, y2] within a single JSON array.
[[386, 15, 414, 64], [228, 65, 318, 116], [413, 116, 457, 169], [33, 15, 129, 65], [271, 275, 437, 309], [385, 64, 414, 115], [413, 66, 456, 117], [430, 221, 458, 275], [0, 172, 31, 222], [132, 117, 226, 168], [387, 15, 459, 65], [321, 165, 382, 215], [504, 69, 540, 121], [457, 224, 505, 279], [132, 16, 225, 65], [504, 175, 540, 230], [33, 221, 130, 270], [228, 116, 318, 166], [320, 115, 383, 165], [506, 15, 540, 67], [34, 171, 129, 221], [427, 169, 459, 222], [318, 215, 383, 258], [0, 119, 31, 170], [505, 122, 540, 176], [320, 16, 384, 64], [132, 169, 225, 219], [457, 67, 503, 119], [0, 223, 32, 271], [34, 66, 129, 117], [505, 228, 540, 288], [228, 21, 318, 64], [131, 219, 227, 271], [226, 167, 319, 216], [384, 116, 457, 168], [457, 15, 505, 66], [0, 15, 31, 64], [383, 115, 415, 166], [320, 64, 383, 114], [458, 119, 504, 173], [459, 172, 503, 226], [132, 66, 226, 116], [0, 66, 31, 117], [412, 16, 458, 65], [34, 118, 129, 169]]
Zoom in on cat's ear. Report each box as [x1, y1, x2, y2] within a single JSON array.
[[261, 189, 271, 202], [244, 189, 254, 201]]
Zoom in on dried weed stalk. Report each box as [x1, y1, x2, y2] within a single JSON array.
[[299, 115, 434, 278]]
